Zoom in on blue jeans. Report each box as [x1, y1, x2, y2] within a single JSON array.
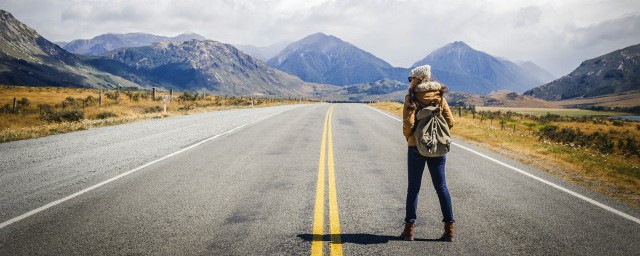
[[405, 146, 454, 224]]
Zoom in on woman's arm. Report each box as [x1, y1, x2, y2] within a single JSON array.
[[441, 97, 455, 129], [403, 95, 415, 141]]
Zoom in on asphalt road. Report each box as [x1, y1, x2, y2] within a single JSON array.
[[1, 103, 639, 255]]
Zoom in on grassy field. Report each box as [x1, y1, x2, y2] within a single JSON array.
[[476, 107, 629, 117], [371, 102, 640, 208], [0, 85, 311, 142]]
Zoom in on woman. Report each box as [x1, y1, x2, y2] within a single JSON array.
[[400, 65, 456, 242]]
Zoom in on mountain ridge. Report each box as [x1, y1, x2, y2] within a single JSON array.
[[63, 32, 206, 56], [92, 39, 327, 96], [412, 41, 548, 94], [0, 9, 140, 89], [524, 43, 640, 101], [267, 32, 406, 86]]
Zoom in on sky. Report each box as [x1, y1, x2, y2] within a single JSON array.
[[2, 0, 640, 77]]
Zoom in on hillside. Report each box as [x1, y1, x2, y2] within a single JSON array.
[[234, 41, 290, 61], [95, 40, 325, 96], [0, 10, 140, 89], [63, 32, 206, 56], [524, 43, 640, 102], [267, 32, 406, 86], [412, 41, 549, 94]]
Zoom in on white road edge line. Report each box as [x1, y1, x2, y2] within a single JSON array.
[[367, 105, 640, 225], [0, 109, 288, 230]]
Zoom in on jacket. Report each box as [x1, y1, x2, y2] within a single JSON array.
[[402, 81, 455, 146]]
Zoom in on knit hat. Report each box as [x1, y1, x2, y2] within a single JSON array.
[[410, 65, 431, 81]]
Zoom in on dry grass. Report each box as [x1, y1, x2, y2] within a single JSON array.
[[0, 85, 312, 142], [476, 107, 628, 117], [556, 90, 640, 107], [370, 101, 640, 207]]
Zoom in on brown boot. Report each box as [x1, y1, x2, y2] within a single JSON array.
[[441, 222, 454, 242], [400, 223, 415, 241]]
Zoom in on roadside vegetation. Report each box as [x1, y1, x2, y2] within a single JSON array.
[[370, 102, 640, 207], [0, 85, 313, 142]]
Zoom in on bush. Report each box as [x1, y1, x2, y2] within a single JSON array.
[[61, 97, 76, 109], [618, 137, 640, 157], [17, 98, 29, 109], [42, 109, 85, 122], [37, 104, 54, 115], [537, 125, 620, 155], [96, 112, 117, 119], [104, 91, 120, 101], [144, 106, 164, 113], [611, 120, 624, 126], [178, 91, 199, 102], [177, 103, 197, 111]]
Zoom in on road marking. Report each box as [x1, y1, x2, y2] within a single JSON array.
[[327, 106, 343, 256], [312, 105, 330, 256], [367, 105, 640, 225], [312, 105, 343, 256], [0, 110, 287, 230]]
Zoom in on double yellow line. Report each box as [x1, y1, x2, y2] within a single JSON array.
[[312, 105, 343, 256]]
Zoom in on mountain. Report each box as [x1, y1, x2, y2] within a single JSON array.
[[332, 78, 409, 101], [515, 60, 556, 83], [54, 41, 68, 47], [93, 40, 322, 96], [63, 32, 206, 56], [0, 10, 140, 89], [412, 41, 546, 94], [234, 41, 290, 61], [524, 43, 640, 101], [267, 32, 407, 86]]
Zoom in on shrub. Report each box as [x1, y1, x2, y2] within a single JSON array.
[[83, 96, 95, 107], [96, 112, 117, 119], [536, 125, 621, 155], [144, 106, 164, 113], [0, 103, 14, 114], [177, 104, 196, 111], [42, 109, 85, 122], [17, 98, 29, 109], [104, 91, 120, 100], [618, 137, 640, 157], [37, 104, 54, 115], [611, 120, 624, 126], [178, 91, 199, 102]]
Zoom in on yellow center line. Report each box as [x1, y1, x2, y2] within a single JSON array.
[[311, 105, 330, 256], [327, 106, 343, 256], [311, 105, 343, 256]]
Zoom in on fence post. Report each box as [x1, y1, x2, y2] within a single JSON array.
[[163, 97, 167, 113], [13, 97, 17, 110], [458, 107, 462, 117], [152, 87, 156, 101], [169, 89, 173, 102], [98, 91, 102, 108]]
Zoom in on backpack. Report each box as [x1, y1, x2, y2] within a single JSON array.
[[412, 93, 452, 157]]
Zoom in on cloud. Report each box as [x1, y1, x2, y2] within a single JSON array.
[[515, 6, 542, 27], [2, 0, 640, 77]]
